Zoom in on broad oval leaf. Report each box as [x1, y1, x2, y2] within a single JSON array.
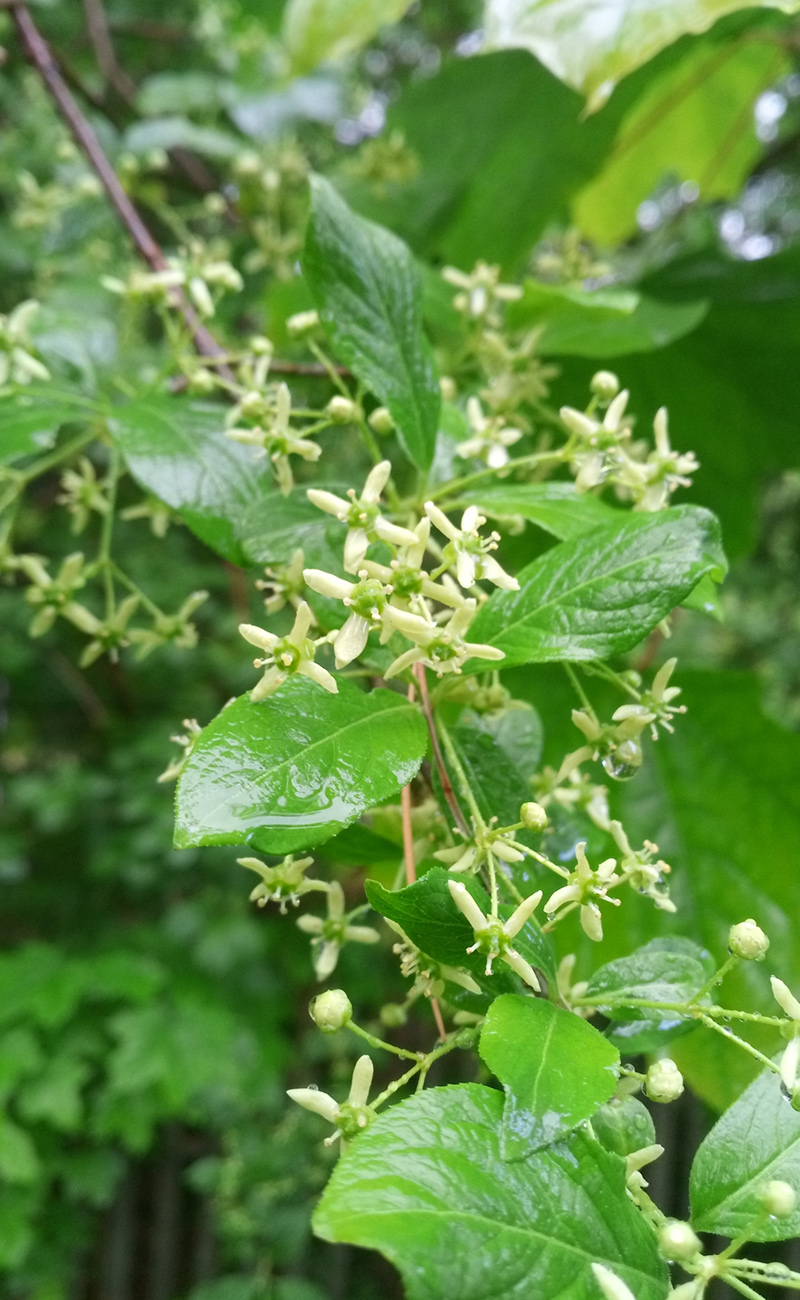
[[480, 994, 619, 1155], [508, 281, 707, 357], [365, 866, 557, 992], [592, 1096, 657, 1158], [174, 678, 428, 855], [314, 1083, 669, 1300], [108, 395, 275, 566], [435, 702, 543, 828], [468, 505, 726, 670], [483, 0, 800, 107], [690, 1065, 800, 1241], [303, 176, 440, 470], [283, 0, 413, 75], [585, 937, 713, 1016], [0, 390, 97, 464]]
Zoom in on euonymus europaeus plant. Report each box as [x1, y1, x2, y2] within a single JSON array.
[[4, 8, 800, 1298]]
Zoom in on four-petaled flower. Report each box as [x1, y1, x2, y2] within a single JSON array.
[[455, 396, 522, 469], [302, 568, 393, 668], [227, 382, 321, 494], [424, 502, 518, 590], [287, 1054, 375, 1146], [382, 600, 505, 679], [544, 842, 621, 942], [237, 853, 327, 912], [448, 880, 543, 989], [296, 880, 380, 980], [307, 461, 418, 573], [239, 601, 336, 701]]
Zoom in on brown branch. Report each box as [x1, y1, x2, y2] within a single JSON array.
[[82, 0, 137, 102], [9, 2, 235, 382], [270, 359, 352, 378], [413, 663, 470, 839]]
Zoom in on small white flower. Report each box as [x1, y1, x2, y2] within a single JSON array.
[[303, 569, 393, 668], [425, 501, 518, 591], [287, 1054, 375, 1145], [544, 842, 620, 941], [383, 599, 504, 679], [237, 853, 325, 912], [227, 382, 321, 494], [456, 396, 522, 468], [239, 601, 336, 700], [296, 881, 380, 980], [447, 880, 542, 989], [591, 1263, 637, 1300], [307, 461, 418, 573]]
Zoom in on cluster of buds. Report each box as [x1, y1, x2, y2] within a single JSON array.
[[560, 378, 698, 510], [0, 300, 50, 386], [226, 381, 321, 494], [288, 1053, 375, 1147], [442, 261, 522, 327], [296, 880, 380, 980], [447, 879, 543, 989], [237, 853, 327, 913]]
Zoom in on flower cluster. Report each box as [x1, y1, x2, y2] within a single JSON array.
[[0, 300, 50, 386]]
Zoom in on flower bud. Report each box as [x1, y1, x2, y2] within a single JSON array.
[[520, 801, 548, 832], [646, 1058, 684, 1103], [368, 406, 394, 435], [309, 989, 352, 1033], [591, 1264, 636, 1300], [591, 370, 620, 401], [326, 395, 359, 423], [440, 376, 456, 401], [759, 1180, 797, 1217], [287, 309, 319, 336], [657, 1221, 701, 1262], [728, 918, 769, 961]]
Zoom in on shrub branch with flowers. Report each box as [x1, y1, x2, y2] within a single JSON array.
[[4, 8, 800, 1298]]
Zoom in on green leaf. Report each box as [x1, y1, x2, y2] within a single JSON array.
[[283, 0, 413, 74], [366, 867, 556, 992], [303, 176, 440, 470], [483, 0, 799, 106], [0, 390, 96, 463], [574, 34, 788, 243], [509, 281, 708, 357], [586, 937, 713, 1017], [0, 1117, 40, 1186], [470, 482, 624, 541], [353, 50, 626, 270], [468, 506, 726, 670], [108, 395, 276, 566], [314, 1083, 669, 1300], [174, 678, 429, 855], [592, 1096, 657, 1158], [690, 1065, 800, 1240], [479, 994, 620, 1156], [437, 702, 542, 828], [16, 1054, 89, 1133]]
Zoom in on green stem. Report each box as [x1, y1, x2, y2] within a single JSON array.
[[436, 714, 486, 833], [698, 1013, 781, 1076], [426, 448, 568, 504], [19, 428, 97, 484], [564, 662, 595, 715], [724, 1273, 768, 1300], [690, 953, 739, 1004], [347, 1021, 421, 1063]]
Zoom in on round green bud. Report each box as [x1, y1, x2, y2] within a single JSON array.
[[439, 375, 457, 401], [309, 989, 352, 1033], [728, 918, 769, 961], [591, 370, 620, 401], [645, 1058, 684, 1104], [326, 395, 359, 423], [380, 1002, 407, 1028], [657, 1220, 701, 1262], [368, 406, 395, 435], [520, 801, 548, 832], [759, 1180, 797, 1217]]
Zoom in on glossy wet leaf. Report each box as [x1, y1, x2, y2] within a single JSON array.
[[283, 0, 413, 75], [469, 482, 624, 541], [592, 1096, 657, 1158], [436, 703, 542, 828], [509, 281, 707, 357], [480, 994, 619, 1156], [586, 938, 713, 1017], [303, 176, 440, 470], [483, 0, 800, 106], [108, 395, 276, 566], [365, 866, 557, 991], [468, 506, 726, 670], [691, 1065, 800, 1240], [174, 678, 428, 856], [574, 34, 788, 243], [314, 1083, 669, 1300]]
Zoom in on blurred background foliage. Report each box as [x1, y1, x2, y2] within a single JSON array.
[[3, 0, 800, 1296]]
